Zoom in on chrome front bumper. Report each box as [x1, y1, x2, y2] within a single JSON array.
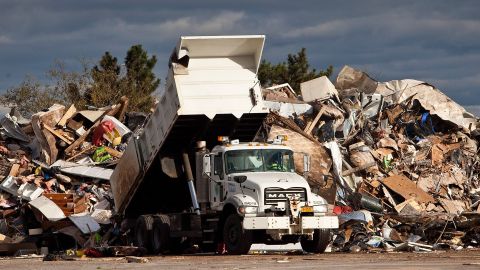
[[243, 216, 339, 230]]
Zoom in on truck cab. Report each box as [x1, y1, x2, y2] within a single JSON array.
[[203, 137, 338, 254]]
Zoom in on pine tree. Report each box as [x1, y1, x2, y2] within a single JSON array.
[[258, 48, 333, 94], [122, 45, 160, 112], [88, 52, 122, 108]]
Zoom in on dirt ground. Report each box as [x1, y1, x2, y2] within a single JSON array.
[[1, 250, 480, 270]]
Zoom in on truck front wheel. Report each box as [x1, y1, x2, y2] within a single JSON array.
[[223, 214, 252, 255], [300, 229, 331, 253]]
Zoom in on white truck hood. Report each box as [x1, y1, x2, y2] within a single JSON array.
[[229, 172, 309, 190], [228, 172, 312, 211]]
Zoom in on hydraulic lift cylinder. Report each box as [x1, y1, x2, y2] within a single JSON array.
[[183, 152, 201, 215]]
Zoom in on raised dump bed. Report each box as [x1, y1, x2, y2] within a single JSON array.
[[110, 35, 268, 215]]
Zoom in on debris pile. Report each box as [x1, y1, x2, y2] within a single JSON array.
[[0, 96, 140, 257], [1, 62, 479, 257], [260, 65, 480, 252]]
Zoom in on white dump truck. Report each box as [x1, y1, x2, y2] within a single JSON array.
[[110, 35, 338, 255]]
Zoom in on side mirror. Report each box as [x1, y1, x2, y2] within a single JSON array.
[[203, 154, 211, 176], [233, 175, 247, 184], [303, 154, 310, 173]]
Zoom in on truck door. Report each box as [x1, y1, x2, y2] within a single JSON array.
[[210, 153, 225, 210]]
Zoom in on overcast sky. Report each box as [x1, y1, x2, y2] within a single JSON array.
[[0, 0, 479, 105]]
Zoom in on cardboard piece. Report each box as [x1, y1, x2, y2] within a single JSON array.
[[381, 175, 435, 204]]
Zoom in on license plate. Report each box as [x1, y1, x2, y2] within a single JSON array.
[[301, 206, 313, 213]]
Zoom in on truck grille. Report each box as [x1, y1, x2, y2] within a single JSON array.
[[264, 187, 307, 205]]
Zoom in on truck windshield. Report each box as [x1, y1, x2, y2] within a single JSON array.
[[225, 149, 295, 174]]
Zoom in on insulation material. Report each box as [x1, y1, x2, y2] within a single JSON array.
[[263, 101, 313, 118]]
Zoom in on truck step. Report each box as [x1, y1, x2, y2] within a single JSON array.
[[205, 218, 219, 222], [203, 229, 215, 233]]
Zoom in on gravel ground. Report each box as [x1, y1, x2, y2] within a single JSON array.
[[1, 250, 480, 270]]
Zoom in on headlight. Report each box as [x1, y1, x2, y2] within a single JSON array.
[[245, 206, 257, 214], [313, 204, 328, 213], [238, 206, 258, 215]]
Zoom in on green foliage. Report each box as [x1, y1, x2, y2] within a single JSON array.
[[88, 52, 122, 108], [258, 48, 333, 94], [47, 59, 91, 109], [0, 76, 62, 117], [2, 45, 161, 115], [122, 45, 160, 112], [89, 46, 160, 112]]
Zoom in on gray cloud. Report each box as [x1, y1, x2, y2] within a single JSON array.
[[0, 0, 479, 105]]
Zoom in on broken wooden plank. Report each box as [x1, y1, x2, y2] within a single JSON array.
[[126, 256, 149, 263], [56, 129, 75, 142], [57, 104, 77, 127], [66, 145, 95, 162], [8, 164, 20, 177], [64, 104, 122, 154], [304, 106, 325, 134], [104, 146, 123, 159], [266, 112, 321, 145], [42, 124, 73, 145], [116, 96, 129, 122], [31, 104, 65, 164], [342, 162, 377, 176]]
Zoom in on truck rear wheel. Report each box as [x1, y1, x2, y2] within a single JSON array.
[[134, 215, 154, 251], [152, 215, 171, 254], [300, 229, 331, 253], [223, 214, 252, 255]]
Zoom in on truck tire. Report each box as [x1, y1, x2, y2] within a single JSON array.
[[134, 215, 154, 251], [300, 229, 331, 254], [223, 214, 252, 255], [152, 215, 171, 254]]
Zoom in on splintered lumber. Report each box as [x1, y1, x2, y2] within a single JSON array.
[[31, 104, 65, 164], [266, 112, 321, 145], [65, 103, 122, 155], [66, 145, 95, 162], [116, 96, 129, 122], [342, 162, 377, 176], [8, 164, 20, 177], [104, 147, 123, 158], [304, 106, 325, 134], [42, 124, 73, 145], [57, 104, 77, 127]]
